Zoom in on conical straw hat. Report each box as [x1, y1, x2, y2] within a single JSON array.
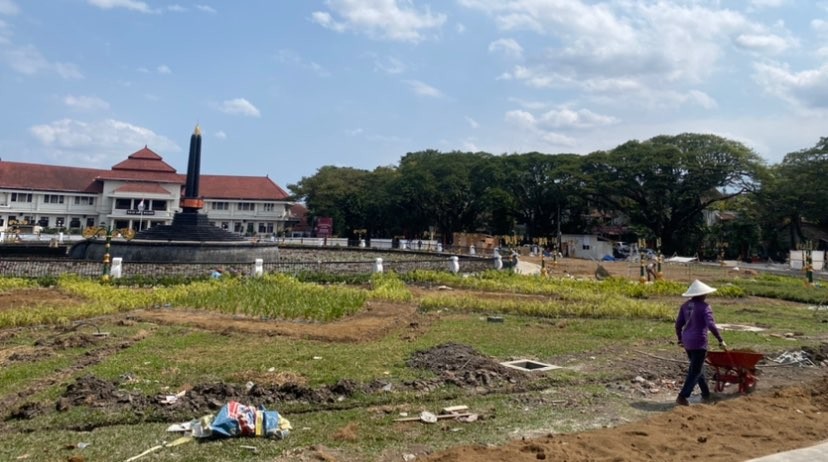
[[682, 280, 717, 297]]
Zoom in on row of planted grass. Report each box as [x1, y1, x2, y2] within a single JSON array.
[[722, 274, 828, 305], [0, 272, 413, 328], [9, 269, 820, 330], [420, 292, 674, 320], [403, 269, 745, 299]]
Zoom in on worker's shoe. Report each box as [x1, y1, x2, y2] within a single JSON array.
[[675, 395, 690, 406], [700, 394, 713, 404]]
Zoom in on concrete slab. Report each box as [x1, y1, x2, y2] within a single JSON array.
[[744, 440, 828, 461]]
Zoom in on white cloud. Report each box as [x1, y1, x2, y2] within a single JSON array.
[[465, 116, 479, 129], [735, 33, 794, 54], [55, 62, 84, 79], [64, 95, 110, 111], [214, 130, 227, 139], [537, 107, 618, 129], [217, 98, 261, 117], [404, 79, 442, 97], [0, 0, 19, 15], [156, 64, 172, 74], [456, 23, 466, 34], [488, 38, 523, 59], [462, 0, 791, 100], [137, 66, 149, 73], [167, 4, 186, 12], [312, 0, 447, 43], [276, 49, 330, 77], [750, 0, 789, 8], [3, 44, 49, 74], [753, 61, 828, 110], [195, 4, 216, 14], [345, 128, 364, 136], [373, 55, 405, 74], [461, 139, 479, 151], [29, 118, 179, 166], [87, 0, 152, 14]]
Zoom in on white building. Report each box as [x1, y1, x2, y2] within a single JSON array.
[[0, 147, 295, 236]]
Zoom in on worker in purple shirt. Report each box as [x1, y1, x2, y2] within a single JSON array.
[[675, 280, 727, 406]]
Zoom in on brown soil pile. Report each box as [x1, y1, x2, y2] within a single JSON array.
[[407, 343, 531, 390], [423, 374, 828, 462]]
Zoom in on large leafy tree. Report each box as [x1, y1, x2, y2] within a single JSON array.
[[287, 166, 373, 237], [582, 133, 766, 253], [498, 153, 587, 240], [756, 138, 828, 252], [394, 150, 491, 243]]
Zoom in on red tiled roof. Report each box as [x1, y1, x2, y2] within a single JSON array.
[[111, 147, 178, 173], [0, 148, 290, 202], [200, 175, 290, 200], [0, 161, 102, 193], [112, 182, 173, 195], [96, 170, 184, 183]]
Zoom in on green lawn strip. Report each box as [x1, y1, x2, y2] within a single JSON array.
[[0, 352, 86, 398], [1, 385, 627, 462]]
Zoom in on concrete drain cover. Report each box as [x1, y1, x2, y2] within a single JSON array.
[[500, 360, 561, 372]]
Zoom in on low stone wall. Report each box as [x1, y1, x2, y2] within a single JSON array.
[[0, 247, 507, 278]]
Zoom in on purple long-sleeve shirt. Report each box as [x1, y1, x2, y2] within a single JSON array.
[[675, 298, 722, 350]]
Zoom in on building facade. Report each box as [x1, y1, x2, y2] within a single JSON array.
[[0, 147, 294, 236]]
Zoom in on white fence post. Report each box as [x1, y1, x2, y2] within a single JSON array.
[[254, 258, 264, 277], [450, 256, 460, 273], [374, 258, 383, 273], [494, 254, 503, 270], [111, 257, 123, 278]]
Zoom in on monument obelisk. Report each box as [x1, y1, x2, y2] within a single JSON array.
[[69, 125, 281, 262], [181, 125, 203, 214]]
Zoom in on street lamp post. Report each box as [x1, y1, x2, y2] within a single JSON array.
[[137, 199, 145, 232]]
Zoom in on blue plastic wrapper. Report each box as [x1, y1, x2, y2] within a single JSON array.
[[209, 401, 289, 439]]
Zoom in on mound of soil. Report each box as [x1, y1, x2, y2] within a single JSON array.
[[407, 343, 531, 389], [60, 375, 147, 409], [35, 333, 101, 350]]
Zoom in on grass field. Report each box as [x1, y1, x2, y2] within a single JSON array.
[[0, 269, 825, 461]]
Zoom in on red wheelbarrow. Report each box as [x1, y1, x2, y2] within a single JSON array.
[[706, 350, 764, 394]]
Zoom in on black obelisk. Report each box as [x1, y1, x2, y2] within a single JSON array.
[[181, 125, 203, 213]]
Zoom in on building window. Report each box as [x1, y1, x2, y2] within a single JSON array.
[[11, 193, 33, 203], [115, 198, 132, 210], [263, 203, 275, 212], [56, 217, 65, 227], [38, 217, 49, 227], [151, 200, 167, 211], [258, 223, 267, 233], [221, 222, 229, 230], [212, 202, 230, 210], [237, 202, 255, 211], [266, 223, 274, 233], [70, 217, 81, 228], [74, 196, 96, 206], [44, 194, 65, 204], [234, 222, 243, 233], [86, 218, 96, 228]]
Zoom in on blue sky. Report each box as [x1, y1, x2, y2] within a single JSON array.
[[2, 0, 828, 190]]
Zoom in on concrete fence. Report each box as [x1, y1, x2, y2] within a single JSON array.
[[0, 254, 508, 279]]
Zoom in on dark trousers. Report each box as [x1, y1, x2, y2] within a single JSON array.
[[679, 349, 710, 398]]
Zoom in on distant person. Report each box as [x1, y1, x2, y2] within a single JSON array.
[[211, 268, 223, 279], [674, 280, 726, 406], [646, 261, 657, 281]]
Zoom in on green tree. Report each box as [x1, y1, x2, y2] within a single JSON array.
[[582, 133, 766, 254], [288, 166, 372, 237]]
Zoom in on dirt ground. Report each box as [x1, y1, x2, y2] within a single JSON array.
[[2, 260, 827, 462]]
